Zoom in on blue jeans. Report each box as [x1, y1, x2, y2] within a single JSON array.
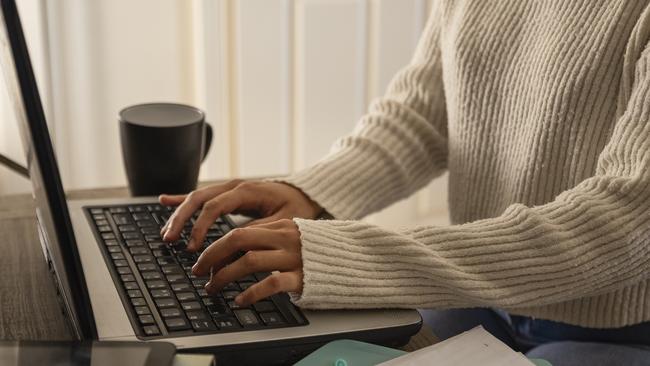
[[419, 308, 650, 366]]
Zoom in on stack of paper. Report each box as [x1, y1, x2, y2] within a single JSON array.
[[378, 326, 535, 366]]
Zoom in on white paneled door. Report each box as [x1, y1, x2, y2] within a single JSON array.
[[0, 0, 448, 227]]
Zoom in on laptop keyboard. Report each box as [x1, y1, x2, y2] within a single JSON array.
[[85, 204, 307, 339]]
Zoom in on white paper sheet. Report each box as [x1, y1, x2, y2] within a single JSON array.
[[378, 326, 535, 366]]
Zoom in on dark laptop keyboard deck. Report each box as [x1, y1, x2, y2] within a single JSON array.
[[85, 204, 307, 339]]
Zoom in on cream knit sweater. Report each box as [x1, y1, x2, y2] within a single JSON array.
[[283, 0, 650, 328]]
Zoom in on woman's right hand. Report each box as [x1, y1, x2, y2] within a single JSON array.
[[158, 180, 323, 252]]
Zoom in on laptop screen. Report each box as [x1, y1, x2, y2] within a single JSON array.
[[0, 0, 96, 339]]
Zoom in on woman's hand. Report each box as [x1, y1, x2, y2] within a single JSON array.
[[192, 219, 303, 306], [159, 180, 322, 251]]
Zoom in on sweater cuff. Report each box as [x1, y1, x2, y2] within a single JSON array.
[[289, 218, 458, 309], [279, 146, 409, 220]]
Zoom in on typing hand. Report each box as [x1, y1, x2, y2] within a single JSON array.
[[159, 180, 322, 252], [192, 219, 303, 306]]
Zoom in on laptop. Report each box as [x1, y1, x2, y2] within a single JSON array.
[[0, 0, 421, 364]]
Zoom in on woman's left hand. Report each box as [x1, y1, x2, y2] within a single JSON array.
[[192, 219, 303, 307]]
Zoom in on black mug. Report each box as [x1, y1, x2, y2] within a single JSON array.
[[119, 103, 212, 196]]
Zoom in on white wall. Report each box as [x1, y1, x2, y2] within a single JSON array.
[[0, 0, 448, 227]]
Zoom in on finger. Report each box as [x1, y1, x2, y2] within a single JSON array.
[[193, 227, 282, 275], [241, 212, 286, 228], [188, 186, 263, 251], [158, 194, 187, 206], [205, 250, 300, 293], [158, 194, 187, 234], [235, 271, 303, 306], [163, 182, 238, 241]]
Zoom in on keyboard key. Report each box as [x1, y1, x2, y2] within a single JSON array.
[[145, 234, 162, 241], [131, 298, 147, 307], [191, 319, 217, 332], [192, 279, 208, 288], [107, 246, 121, 253], [215, 317, 240, 330], [138, 263, 157, 272], [126, 240, 145, 248], [166, 274, 187, 284], [139, 315, 155, 325], [155, 298, 177, 308], [110, 207, 128, 214], [176, 292, 197, 301], [146, 280, 167, 290], [161, 265, 182, 275], [114, 259, 128, 267], [181, 302, 202, 311], [141, 271, 162, 280], [98, 225, 112, 233], [260, 312, 285, 326], [157, 257, 176, 265], [112, 213, 131, 224], [122, 232, 140, 240], [223, 291, 240, 300], [133, 255, 154, 263], [148, 242, 167, 250], [141, 227, 160, 235], [135, 306, 150, 315], [234, 309, 259, 327], [121, 274, 135, 282], [253, 301, 276, 313], [128, 290, 143, 298], [152, 249, 171, 257], [119, 224, 137, 232], [111, 253, 125, 260], [101, 233, 116, 240], [186, 311, 208, 321], [147, 205, 164, 212], [117, 267, 132, 275], [124, 282, 139, 291], [165, 317, 190, 331], [197, 288, 208, 297], [150, 289, 172, 298], [171, 282, 192, 292], [132, 212, 152, 220], [143, 325, 160, 336], [207, 302, 231, 317], [202, 297, 214, 306], [160, 308, 182, 318], [104, 240, 119, 247], [90, 208, 103, 214], [129, 247, 149, 255], [137, 220, 157, 228], [227, 300, 246, 310], [129, 206, 147, 213]]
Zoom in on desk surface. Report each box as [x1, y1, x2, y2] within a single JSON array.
[[0, 184, 437, 351]]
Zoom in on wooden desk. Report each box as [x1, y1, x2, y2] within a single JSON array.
[[0, 185, 437, 351]]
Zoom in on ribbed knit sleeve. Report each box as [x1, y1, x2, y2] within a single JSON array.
[[291, 45, 650, 315], [281, 7, 448, 220]]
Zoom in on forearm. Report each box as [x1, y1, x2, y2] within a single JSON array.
[[292, 173, 650, 310]]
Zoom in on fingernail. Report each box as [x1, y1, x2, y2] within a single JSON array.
[[191, 264, 200, 275], [234, 295, 243, 305], [188, 238, 196, 250]]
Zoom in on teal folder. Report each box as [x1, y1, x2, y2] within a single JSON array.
[[294, 339, 551, 366]]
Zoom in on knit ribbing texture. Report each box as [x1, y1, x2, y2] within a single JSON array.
[[282, 0, 650, 328]]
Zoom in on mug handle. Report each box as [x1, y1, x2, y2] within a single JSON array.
[[202, 123, 213, 163]]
